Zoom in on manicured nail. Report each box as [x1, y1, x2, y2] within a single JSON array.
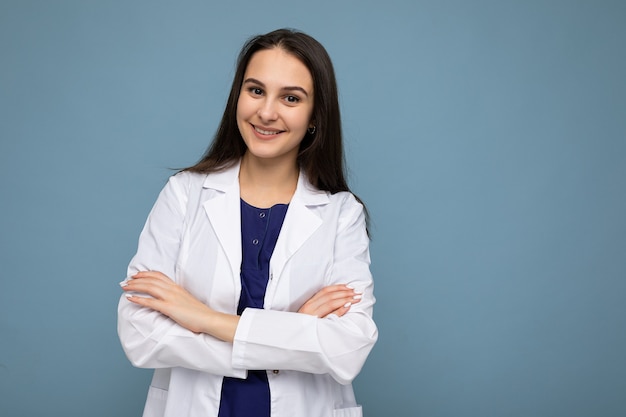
[[119, 280, 128, 287], [346, 284, 355, 289], [343, 302, 352, 308], [353, 294, 362, 300], [125, 293, 133, 299]]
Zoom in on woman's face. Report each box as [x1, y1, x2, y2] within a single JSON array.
[[236, 47, 314, 166]]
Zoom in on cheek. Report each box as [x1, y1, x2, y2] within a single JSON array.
[[236, 103, 249, 137], [290, 109, 314, 132], [235, 98, 245, 122], [236, 95, 254, 121]]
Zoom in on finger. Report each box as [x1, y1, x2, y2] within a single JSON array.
[[121, 273, 176, 294], [297, 284, 363, 317], [321, 302, 353, 318], [121, 279, 173, 300], [306, 286, 358, 306], [124, 293, 162, 311], [307, 289, 362, 312], [132, 270, 173, 282], [122, 277, 162, 293], [309, 296, 358, 318], [315, 284, 356, 297]]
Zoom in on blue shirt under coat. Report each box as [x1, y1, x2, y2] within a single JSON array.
[[218, 199, 289, 417]]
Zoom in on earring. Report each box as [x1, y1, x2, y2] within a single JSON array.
[[307, 126, 316, 135]]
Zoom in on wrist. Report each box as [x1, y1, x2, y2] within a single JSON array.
[[203, 310, 240, 343]]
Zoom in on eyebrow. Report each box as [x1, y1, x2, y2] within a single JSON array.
[[243, 77, 310, 98]]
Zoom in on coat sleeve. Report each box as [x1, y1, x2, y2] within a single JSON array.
[[231, 194, 378, 384], [117, 173, 247, 378]]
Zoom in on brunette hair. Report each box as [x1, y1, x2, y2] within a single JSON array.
[[185, 28, 351, 194]]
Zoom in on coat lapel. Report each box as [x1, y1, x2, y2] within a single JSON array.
[[270, 173, 329, 283], [200, 162, 330, 291], [202, 163, 242, 281]]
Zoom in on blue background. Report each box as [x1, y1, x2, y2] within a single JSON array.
[[1, 1, 625, 416]]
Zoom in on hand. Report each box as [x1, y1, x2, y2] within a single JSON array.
[[121, 271, 220, 335], [298, 285, 362, 318]]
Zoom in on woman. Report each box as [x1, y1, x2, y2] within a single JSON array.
[[118, 28, 377, 417]]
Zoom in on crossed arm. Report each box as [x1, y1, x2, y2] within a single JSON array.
[[121, 271, 362, 343]]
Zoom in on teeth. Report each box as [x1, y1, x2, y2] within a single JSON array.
[[255, 126, 281, 135]]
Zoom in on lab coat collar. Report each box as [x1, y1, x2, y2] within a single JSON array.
[[200, 160, 330, 289], [201, 160, 330, 206], [201, 161, 241, 192]]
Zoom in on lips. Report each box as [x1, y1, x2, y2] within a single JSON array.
[[253, 124, 284, 136]]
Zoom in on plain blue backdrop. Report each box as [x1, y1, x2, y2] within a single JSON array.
[[1, 1, 625, 416]]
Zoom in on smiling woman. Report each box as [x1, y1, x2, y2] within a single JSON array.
[[236, 48, 316, 197], [117, 28, 377, 417]]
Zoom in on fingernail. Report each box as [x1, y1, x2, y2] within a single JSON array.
[[343, 302, 352, 308], [353, 294, 362, 300], [119, 280, 128, 287], [346, 284, 355, 289], [125, 293, 133, 299]]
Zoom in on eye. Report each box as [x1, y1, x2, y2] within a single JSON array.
[[284, 95, 300, 103], [248, 87, 263, 96]]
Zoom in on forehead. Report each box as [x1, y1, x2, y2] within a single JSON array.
[[244, 48, 313, 91]]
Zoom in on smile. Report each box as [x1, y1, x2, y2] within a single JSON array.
[[253, 125, 283, 135]]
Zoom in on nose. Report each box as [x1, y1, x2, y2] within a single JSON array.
[[257, 98, 278, 122]]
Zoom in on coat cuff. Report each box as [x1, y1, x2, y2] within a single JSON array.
[[231, 308, 318, 370]]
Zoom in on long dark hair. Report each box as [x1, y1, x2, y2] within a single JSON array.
[[184, 29, 369, 229], [185, 29, 348, 188]]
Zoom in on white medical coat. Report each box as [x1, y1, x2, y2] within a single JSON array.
[[117, 162, 378, 417]]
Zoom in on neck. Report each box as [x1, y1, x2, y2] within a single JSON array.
[[239, 152, 299, 207]]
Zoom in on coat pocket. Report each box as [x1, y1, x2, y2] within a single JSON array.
[[333, 405, 362, 417], [142, 385, 168, 417]]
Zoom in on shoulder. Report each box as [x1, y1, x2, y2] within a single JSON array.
[[307, 189, 366, 233], [326, 190, 363, 212], [170, 161, 240, 189], [169, 170, 208, 189], [298, 172, 363, 211], [330, 191, 365, 225], [154, 171, 209, 215], [162, 171, 209, 199]]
